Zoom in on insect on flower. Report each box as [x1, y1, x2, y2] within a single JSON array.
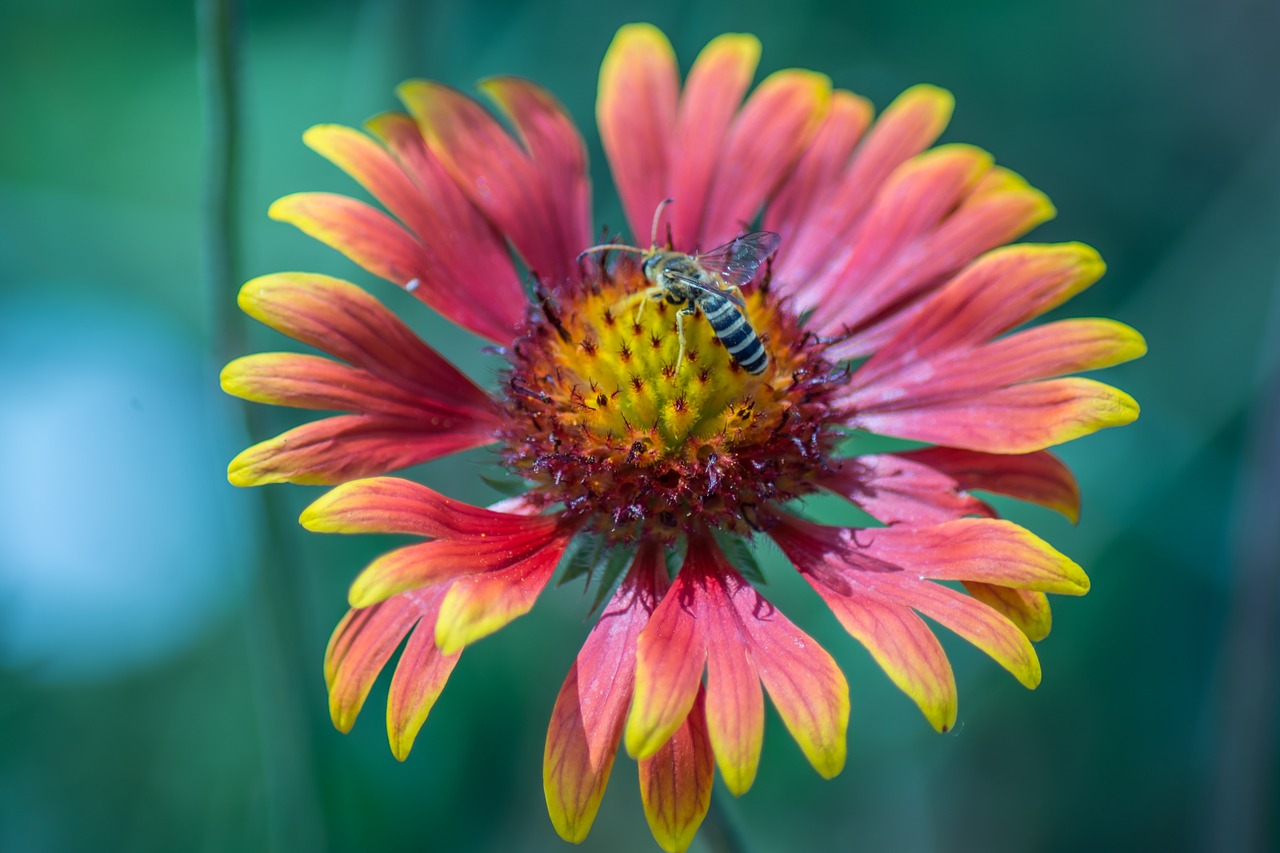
[[580, 199, 780, 374]]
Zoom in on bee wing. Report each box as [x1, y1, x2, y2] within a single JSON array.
[[664, 272, 748, 309], [695, 231, 782, 286]]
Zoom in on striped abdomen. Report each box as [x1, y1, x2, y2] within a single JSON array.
[[699, 293, 768, 374]]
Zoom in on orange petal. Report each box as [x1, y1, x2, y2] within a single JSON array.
[[778, 84, 953, 287], [963, 583, 1052, 642], [269, 192, 429, 288], [480, 77, 592, 269], [703, 613, 763, 796]]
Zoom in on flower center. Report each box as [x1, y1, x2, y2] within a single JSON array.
[[498, 251, 844, 540]]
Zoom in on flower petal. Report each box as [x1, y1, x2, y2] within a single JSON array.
[[269, 192, 431, 290], [324, 595, 424, 733], [962, 584, 1052, 642], [386, 598, 461, 760], [221, 353, 490, 425], [236, 273, 497, 412], [698, 69, 832, 250], [851, 243, 1106, 384], [831, 168, 1056, 355], [638, 688, 714, 853], [480, 76, 593, 268], [703, 603, 764, 796], [544, 545, 666, 843], [300, 476, 550, 538], [856, 377, 1140, 453], [228, 414, 493, 486], [774, 84, 953, 287], [770, 515, 1043, 691], [811, 590, 957, 732], [820, 455, 995, 526], [597, 23, 679, 244], [347, 532, 562, 608], [764, 89, 873, 252], [668, 33, 761, 249], [399, 80, 580, 283], [803, 143, 993, 328], [360, 111, 524, 343], [434, 536, 572, 653], [627, 576, 708, 761], [898, 447, 1081, 523], [858, 519, 1089, 595], [628, 535, 847, 791]]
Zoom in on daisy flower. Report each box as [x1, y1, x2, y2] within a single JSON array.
[[223, 23, 1142, 851]]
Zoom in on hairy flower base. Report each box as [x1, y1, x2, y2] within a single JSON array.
[[499, 256, 844, 540]]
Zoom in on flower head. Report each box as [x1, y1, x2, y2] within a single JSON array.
[[224, 23, 1142, 851]]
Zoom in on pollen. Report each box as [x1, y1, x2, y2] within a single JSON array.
[[498, 252, 844, 541]]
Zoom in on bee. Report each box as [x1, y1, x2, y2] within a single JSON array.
[[579, 201, 780, 375]]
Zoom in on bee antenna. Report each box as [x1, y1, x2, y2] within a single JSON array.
[[650, 198, 674, 248], [577, 244, 645, 260]]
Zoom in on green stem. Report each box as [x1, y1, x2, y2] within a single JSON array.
[[198, 0, 327, 848]]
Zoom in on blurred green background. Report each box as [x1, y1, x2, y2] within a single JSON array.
[[2, 0, 1277, 850]]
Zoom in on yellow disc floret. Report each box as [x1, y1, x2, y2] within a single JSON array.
[[499, 253, 842, 541]]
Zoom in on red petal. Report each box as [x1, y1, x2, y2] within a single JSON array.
[[820, 454, 994, 526], [810, 589, 957, 732], [480, 77, 593, 271], [774, 85, 952, 289], [386, 597, 462, 760], [668, 34, 761, 249], [702, 594, 764, 796], [899, 447, 1081, 523], [544, 545, 667, 843], [803, 144, 992, 329], [348, 531, 565, 608], [434, 532, 572, 652], [324, 594, 426, 733], [236, 273, 497, 413], [301, 476, 556, 538], [399, 81, 583, 283], [638, 688, 714, 853], [698, 69, 831, 250], [627, 566, 708, 761], [360, 112, 526, 344], [228, 414, 494, 486], [597, 24, 679, 244], [851, 243, 1106, 381], [856, 377, 1140, 453], [222, 353, 492, 425], [764, 90, 872, 256], [771, 516, 1045, 689]]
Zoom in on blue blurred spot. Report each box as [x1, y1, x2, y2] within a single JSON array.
[[0, 289, 255, 681]]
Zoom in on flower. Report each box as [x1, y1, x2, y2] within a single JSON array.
[[223, 23, 1143, 852]]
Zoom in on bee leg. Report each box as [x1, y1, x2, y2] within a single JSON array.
[[675, 304, 696, 371], [612, 287, 663, 324]]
